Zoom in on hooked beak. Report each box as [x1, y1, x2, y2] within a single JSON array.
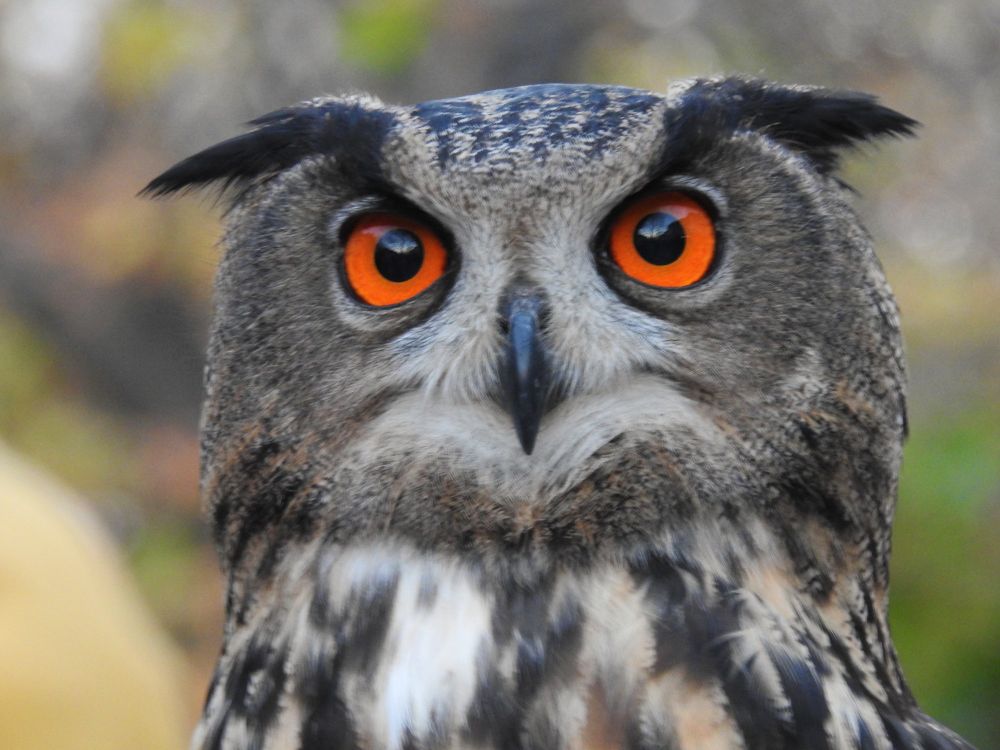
[[501, 293, 549, 455]]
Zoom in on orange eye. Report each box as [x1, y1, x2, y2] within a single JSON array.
[[343, 213, 448, 306], [608, 192, 716, 288]]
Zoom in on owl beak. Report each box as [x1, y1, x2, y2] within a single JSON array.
[[502, 293, 549, 455]]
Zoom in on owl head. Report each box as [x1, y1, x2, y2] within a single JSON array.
[[146, 77, 916, 595]]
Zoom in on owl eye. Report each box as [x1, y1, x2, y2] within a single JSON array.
[[343, 213, 448, 306], [608, 192, 716, 288]]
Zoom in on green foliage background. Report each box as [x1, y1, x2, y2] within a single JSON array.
[[0, 0, 996, 743]]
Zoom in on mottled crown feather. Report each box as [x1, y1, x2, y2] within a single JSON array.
[[140, 77, 917, 200]]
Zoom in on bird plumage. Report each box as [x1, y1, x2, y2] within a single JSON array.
[[147, 78, 972, 749]]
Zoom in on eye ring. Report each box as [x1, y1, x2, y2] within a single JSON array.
[[343, 213, 448, 306], [608, 192, 716, 288]]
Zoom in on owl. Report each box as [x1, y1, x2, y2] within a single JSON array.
[[145, 77, 975, 749]]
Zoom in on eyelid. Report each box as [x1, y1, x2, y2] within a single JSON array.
[[594, 176, 725, 245], [332, 196, 457, 251], [329, 197, 386, 244], [652, 176, 726, 217]]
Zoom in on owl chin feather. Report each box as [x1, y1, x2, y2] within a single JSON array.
[[149, 79, 972, 749]]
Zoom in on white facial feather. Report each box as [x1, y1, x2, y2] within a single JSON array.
[[353, 373, 721, 500]]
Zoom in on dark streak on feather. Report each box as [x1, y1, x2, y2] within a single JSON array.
[[298, 644, 357, 750], [464, 663, 521, 749], [768, 646, 831, 750]]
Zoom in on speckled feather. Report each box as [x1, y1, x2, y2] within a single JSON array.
[[146, 79, 973, 749]]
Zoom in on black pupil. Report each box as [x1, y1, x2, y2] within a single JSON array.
[[374, 228, 424, 282], [633, 212, 685, 265]]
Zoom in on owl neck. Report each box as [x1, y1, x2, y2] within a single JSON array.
[[219, 480, 907, 688], [211, 437, 896, 603], [207, 405, 906, 697], [211, 512, 919, 750]]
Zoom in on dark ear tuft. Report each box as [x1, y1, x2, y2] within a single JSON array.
[[140, 99, 395, 199], [686, 77, 919, 173]]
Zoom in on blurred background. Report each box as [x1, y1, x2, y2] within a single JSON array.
[[0, 0, 996, 746]]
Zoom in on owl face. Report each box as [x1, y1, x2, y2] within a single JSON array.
[[147, 78, 914, 567]]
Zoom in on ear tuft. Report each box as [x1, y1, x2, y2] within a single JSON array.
[[139, 109, 320, 199], [140, 99, 394, 199], [686, 77, 919, 173]]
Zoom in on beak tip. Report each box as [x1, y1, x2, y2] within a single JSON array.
[[516, 429, 537, 455]]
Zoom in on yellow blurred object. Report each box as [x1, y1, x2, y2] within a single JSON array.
[[0, 442, 187, 750]]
